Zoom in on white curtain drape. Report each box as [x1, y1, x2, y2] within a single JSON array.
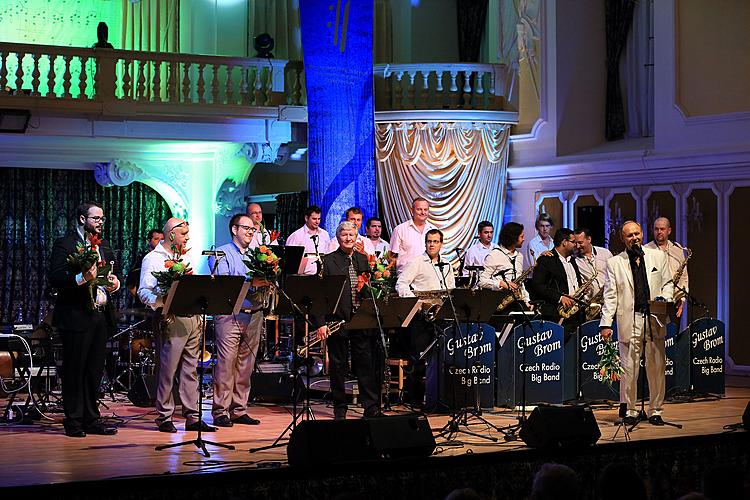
[[376, 122, 510, 263]]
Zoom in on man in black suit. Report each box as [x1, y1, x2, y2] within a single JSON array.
[[312, 221, 381, 420], [48, 201, 121, 437], [529, 227, 583, 401]]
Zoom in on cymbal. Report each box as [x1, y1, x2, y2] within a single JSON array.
[[117, 308, 153, 319]]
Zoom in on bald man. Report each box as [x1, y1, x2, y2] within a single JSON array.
[[139, 218, 214, 433], [644, 217, 689, 318], [247, 202, 279, 249], [600, 221, 673, 425]]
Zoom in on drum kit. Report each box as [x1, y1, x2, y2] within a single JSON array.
[[110, 308, 159, 392]]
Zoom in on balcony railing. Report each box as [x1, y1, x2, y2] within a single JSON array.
[[0, 42, 306, 120], [374, 63, 509, 112]]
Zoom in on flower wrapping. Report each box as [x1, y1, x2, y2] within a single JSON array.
[[244, 224, 281, 281], [596, 338, 624, 386], [66, 231, 113, 309], [151, 244, 193, 296], [357, 251, 396, 300]]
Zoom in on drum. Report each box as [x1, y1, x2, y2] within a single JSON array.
[[120, 329, 154, 358]]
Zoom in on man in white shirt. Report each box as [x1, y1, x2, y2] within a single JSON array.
[[396, 229, 455, 409], [247, 202, 278, 249], [479, 222, 530, 305], [526, 213, 555, 269], [365, 216, 390, 256], [390, 197, 436, 273], [644, 217, 689, 319], [327, 207, 375, 255], [285, 205, 331, 275], [463, 221, 494, 275], [573, 227, 613, 298], [138, 218, 213, 433]]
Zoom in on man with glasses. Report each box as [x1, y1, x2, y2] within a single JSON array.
[[139, 217, 214, 433], [208, 214, 265, 427], [48, 201, 121, 437]]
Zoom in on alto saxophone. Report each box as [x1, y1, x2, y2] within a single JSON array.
[[495, 264, 535, 313], [558, 266, 598, 320], [671, 247, 692, 301], [584, 287, 604, 321]]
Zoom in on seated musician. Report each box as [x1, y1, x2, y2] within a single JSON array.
[[395, 229, 455, 410], [311, 221, 381, 420], [478, 222, 530, 309]]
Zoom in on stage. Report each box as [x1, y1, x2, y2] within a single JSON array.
[[1, 381, 748, 499]]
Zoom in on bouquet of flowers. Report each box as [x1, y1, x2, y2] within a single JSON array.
[[151, 243, 193, 296], [357, 251, 396, 300], [597, 339, 623, 387], [244, 225, 281, 281], [67, 231, 114, 309]]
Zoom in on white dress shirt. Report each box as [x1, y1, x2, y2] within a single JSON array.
[[575, 245, 612, 295], [526, 233, 554, 269], [249, 227, 280, 250], [390, 219, 437, 273], [370, 238, 390, 256], [138, 243, 193, 310], [644, 240, 689, 297], [479, 246, 530, 302], [558, 253, 579, 296], [285, 225, 331, 275], [396, 253, 456, 297], [463, 240, 493, 274], [327, 233, 376, 255]]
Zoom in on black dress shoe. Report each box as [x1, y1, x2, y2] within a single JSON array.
[[65, 428, 86, 438], [231, 415, 260, 425], [622, 416, 638, 426], [213, 415, 234, 427], [158, 421, 178, 433], [185, 420, 217, 432], [84, 423, 118, 435], [649, 415, 665, 426]]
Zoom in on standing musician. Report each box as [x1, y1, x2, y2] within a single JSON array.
[[600, 221, 673, 425], [125, 229, 163, 300], [644, 217, 688, 319], [247, 202, 278, 249], [463, 221, 494, 274], [312, 221, 381, 420], [396, 229, 456, 409], [365, 216, 390, 256], [209, 214, 265, 428], [49, 201, 121, 437], [327, 207, 376, 255], [285, 205, 331, 275], [573, 227, 612, 298], [528, 228, 583, 325], [479, 222, 530, 306], [139, 218, 214, 433], [390, 197, 436, 273], [526, 213, 555, 269]]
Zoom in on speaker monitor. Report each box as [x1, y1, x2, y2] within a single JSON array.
[[287, 414, 436, 467], [127, 373, 157, 407], [519, 405, 601, 448], [250, 372, 305, 403], [743, 401, 750, 430]]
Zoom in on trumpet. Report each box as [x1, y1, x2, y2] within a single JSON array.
[[297, 319, 345, 358]]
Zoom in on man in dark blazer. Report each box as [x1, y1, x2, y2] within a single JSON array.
[[312, 221, 381, 420], [48, 201, 121, 437]]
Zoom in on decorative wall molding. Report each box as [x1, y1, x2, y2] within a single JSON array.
[[239, 142, 290, 165], [94, 160, 144, 187]]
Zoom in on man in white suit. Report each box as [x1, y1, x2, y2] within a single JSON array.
[[600, 221, 673, 426]]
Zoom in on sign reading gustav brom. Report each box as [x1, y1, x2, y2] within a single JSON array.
[[439, 323, 495, 409], [689, 317, 725, 395], [496, 320, 564, 408]]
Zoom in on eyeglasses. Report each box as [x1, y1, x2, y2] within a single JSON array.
[[234, 224, 257, 232], [87, 216, 106, 222]]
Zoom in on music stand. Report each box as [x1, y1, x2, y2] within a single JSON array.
[[155, 275, 249, 458], [249, 274, 346, 454], [435, 288, 504, 442], [346, 297, 420, 410]]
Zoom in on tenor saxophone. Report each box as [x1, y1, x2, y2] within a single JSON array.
[[671, 247, 692, 301], [557, 267, 598, 320]]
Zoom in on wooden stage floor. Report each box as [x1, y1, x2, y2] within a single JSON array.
[[1, 384, 748, 489]]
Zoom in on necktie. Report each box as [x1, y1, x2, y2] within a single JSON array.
[[509, 255, 517, 279], [348, 256, 360, 309]]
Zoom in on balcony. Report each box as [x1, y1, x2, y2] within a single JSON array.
[[0, 42, 307, 124], [374, 63, 518, 125]]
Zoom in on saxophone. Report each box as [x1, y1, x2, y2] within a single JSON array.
[[584, 287, 604, 321], [671, 247, 692, 301], [495, 264, 535, 313], [414, 290, 451, 321], [557, 267, 598, 320]]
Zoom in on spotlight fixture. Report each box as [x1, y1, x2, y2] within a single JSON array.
[[253, 33, 275, 59], [0, 109, 31, 133]]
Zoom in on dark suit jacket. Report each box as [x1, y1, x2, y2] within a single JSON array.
[[311, 248, 369, 329], [48, 234, 121, 331], [529, 248, 582, 319]]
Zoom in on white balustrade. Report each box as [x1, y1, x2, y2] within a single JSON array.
[[373, 62, 508, 112]]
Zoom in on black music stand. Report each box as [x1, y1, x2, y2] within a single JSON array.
[[436, 288, 504, 442], [249, 274, 346, 454], [155, 275, 249, 457], [346, 296, 420, 410]]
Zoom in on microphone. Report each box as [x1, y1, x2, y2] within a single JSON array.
[[632, 243, 644, 257], [492, 268, 509, 279], [202, 249, 226, 256], [435, 262, 450, 268], [310, 234, 319, 242]]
